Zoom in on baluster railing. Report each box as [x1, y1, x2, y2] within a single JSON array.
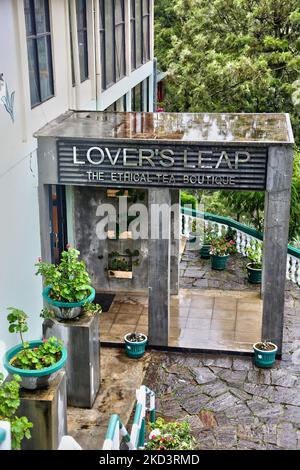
[[180, 207, 300, 287]]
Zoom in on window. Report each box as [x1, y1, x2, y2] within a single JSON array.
[[76, 0, 89, 82], [24, 0, 54, 107], [131, 1, 150, 71], [142, 0, 150, 63], [130, 0, 136, 71], [68, 0, 75, 86], [99, 0, 126, 90]]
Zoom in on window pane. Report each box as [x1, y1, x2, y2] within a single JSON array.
[[37, 36, 53, 101], [68, 0, 75, 85], [34, 0, 49, 34], [143, 15, 149, 62], [76, 0, 87, 29], [24, 0, 34, 36], [130, 0, 136, 71], [27, 38, 40, 106], [78, 30, 88, 82], [115, 0, 123, 24], [76, 0, 88, 81], [143, 0, 149, 12], [115, 25, 125, 80], [104, 0, 114, 87], [135, 0, 142, 67]]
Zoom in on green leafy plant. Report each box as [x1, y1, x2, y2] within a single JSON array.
[[40, 307, 55, 320], [246, 246, 262, 269], [35, 247, 92, 302], [146, 417, 195, 450], [0, 373, 33, 450], [7, 307, 63, 370], [210, 236, 236, 256], [82, 302, 102, 316]]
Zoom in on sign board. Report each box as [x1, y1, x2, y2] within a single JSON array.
[[57, 139, 267, 190]]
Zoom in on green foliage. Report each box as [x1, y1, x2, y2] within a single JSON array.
[[146, 417, 195, 450], [82, 302, 102, 315], [9, 337, 63, 371], [246, 246, 262, 269], [181, 190, 198, 209], [156, 0, 300, 142], [0, 373, 33, 450], [156, 0, 300, 238], [6, 308, 28, 347], [40, 307, 55, 320], [35, 247, 92, 303]]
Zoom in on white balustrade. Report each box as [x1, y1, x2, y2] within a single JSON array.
[[180, 211, 300, 286]]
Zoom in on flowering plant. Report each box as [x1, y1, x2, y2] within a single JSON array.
[[210, 236, 237, 256], [7, 307, 63, 370], [35, 247, 92, 303], [146, 418, 195, 450]]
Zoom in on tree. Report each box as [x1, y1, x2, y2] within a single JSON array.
[[155, 0, 300, 239]]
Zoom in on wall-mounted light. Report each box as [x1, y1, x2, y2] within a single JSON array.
[[0, 73, 15, 123]]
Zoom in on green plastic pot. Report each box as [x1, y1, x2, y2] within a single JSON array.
[[247, 263, 262, 284], [253, 342, 278, 368], [4, 340, 67, 389], [200, 244, 211, 259], [43, 285, 95, 319], [211, 254, 229, 270], [124, 334, 147, 359]]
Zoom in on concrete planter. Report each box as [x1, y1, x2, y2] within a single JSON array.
[[124, 333, 147, 358], [200, 244, 211, 259], [4, 340, 67, 390], [253, 342, 278, 368], [42, 285, 95, 319], [247, 263, 262, 284], [211, 254, 229, 270]]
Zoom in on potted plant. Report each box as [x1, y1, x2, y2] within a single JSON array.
[[199, 225, 214, 259], [36, 246, 95, 319], [0, 373, 33, 449], [124, 332, 147, 358], [253, 340, 278, 368], [146, 418, 195, 450], [3, 308, 67, 390], [210, 236, 236, 270], [246, 247, 262, 284]]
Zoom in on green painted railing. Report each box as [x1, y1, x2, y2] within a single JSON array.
[[102, 385, 155, 450], [181, 206, 300, 284], [181, 206, 300, 259]]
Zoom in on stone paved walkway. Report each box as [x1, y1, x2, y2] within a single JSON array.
[[180, 250, 260, 292], [143, 284, 300, 449]]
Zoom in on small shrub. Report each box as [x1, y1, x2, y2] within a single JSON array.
[[146, 417, 195, 450]]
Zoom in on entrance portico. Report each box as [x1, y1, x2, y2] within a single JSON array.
[[35, 111, 294, 354]]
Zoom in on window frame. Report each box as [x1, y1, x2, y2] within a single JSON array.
[[24, 0, 54, 108]]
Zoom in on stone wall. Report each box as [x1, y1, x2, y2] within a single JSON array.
[[73, 186, 180, 293]]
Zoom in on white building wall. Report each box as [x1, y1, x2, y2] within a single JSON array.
[[0, 0, 154, 374]]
